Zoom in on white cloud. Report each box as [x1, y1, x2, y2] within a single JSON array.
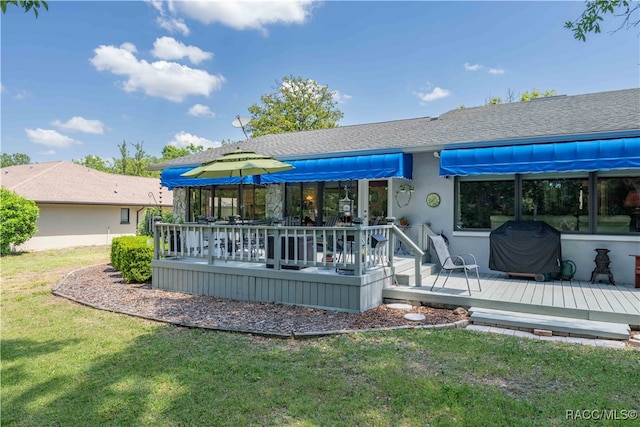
[[416, 87, 451, 102], [168, 0, 315, 33], [188, 104, 216, 117], [90, 43, 225, 102], [157, 16, 191, 36], [150, 0, 191, 35], [169, 131, 220, 149], [152, 37, 212, 64], [464, 62, 482, 71], [332, 90, 352, 104], [14, 89, 29, 100], [464, 62, 506, 75], [51, 116, 105, 134], [25, 128, 81, 148]]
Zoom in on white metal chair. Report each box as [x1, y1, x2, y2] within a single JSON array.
[[429, 235, 481, 296]]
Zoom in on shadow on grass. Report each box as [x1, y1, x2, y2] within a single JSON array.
[[3, 323, 640, 425]]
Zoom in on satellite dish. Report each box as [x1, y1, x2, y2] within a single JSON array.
[[231, 116, 252, 128], [231, 115, 252, 140]]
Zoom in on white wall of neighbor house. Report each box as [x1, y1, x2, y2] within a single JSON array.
[[15, 204, 142, 251]]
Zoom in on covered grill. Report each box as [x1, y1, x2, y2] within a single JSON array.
[[489, 221, 561, 281]]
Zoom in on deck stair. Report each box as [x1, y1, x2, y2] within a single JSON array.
[[394, 257, 437, 286], [469, 307, 631, 340]]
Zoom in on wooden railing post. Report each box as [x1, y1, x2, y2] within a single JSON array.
[[273, 221, 282, 270], [153, 222, 160, 260], [352, 218, 364, 276]]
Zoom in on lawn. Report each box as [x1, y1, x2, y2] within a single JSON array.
[[2, 246, 639, 426]]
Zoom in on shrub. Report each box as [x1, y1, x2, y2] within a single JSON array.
[[0, 187, 39, 255], [111, 236, 153, 283]]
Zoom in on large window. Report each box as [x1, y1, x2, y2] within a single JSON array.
[[284, 180, 357, 225], [522, 176, 588, 232], [456, 172, 639, 234], [456, 179, 514, 230], [187, 185, 266, 222], [597, 175, 640, 233]]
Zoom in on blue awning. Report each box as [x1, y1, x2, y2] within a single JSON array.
[[161, 168, 259, 190], [162, 153, 412, 188], [439, 137, 640, 176], [261, 153, 412, 183]]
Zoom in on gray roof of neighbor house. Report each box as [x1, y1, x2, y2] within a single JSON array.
[[150, 88, 640, 171], [1, 161, 172, 206]]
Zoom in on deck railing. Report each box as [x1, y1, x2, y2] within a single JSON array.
[[153, 222, 402, 275]]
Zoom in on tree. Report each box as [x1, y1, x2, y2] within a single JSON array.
[[485, 88, 557, 105], [1, 153, 31, 167], [520, 89, 558, 102], [161, 144, 205, 161], [73, 154, 113, 173], [565, 0, 640, 41], [113, 140, 157, 177], [485, 96, 504, 105], [1, 0, 48, 17], [247, 75, 344, 138], [0, 187, 39, 255]]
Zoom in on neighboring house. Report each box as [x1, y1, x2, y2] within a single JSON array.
[[152, 88, 639, 285], [1, 161, 172, 251]]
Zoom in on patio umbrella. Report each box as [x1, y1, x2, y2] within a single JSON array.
[[181, 149, 294, 218]]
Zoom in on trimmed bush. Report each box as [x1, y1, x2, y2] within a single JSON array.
[[0, 187, 39, 255], [111, 236, 153, 283]]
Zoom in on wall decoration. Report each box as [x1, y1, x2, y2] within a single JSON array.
[[395, 184, 414, 208], [426, 192, 441, 207]]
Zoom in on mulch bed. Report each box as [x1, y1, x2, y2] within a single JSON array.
[[53, 264, 469, 337]]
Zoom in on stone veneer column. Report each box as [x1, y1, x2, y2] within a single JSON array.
[[265, 184, 283, 219], [173, 187, 187, 221]]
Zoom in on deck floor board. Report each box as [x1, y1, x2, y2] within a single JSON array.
[[384, 272, 640, 325]]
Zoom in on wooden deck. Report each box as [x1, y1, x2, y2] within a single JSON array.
[[383, 271, 640, 327]]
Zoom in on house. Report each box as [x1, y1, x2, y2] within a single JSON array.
[[1, 161, 172, 251], [149, 88, 639, 313]]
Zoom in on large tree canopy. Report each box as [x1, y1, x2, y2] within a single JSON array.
[[1, 0, 48, 17], [247, 75, 344, 138], [566, 0, 640, 41], [1, 153, 31, 167]]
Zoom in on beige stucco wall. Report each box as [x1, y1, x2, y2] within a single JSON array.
[[14, 203, 150, 252]]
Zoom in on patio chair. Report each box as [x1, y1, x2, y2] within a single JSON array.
[[282, 216, 300, 226], [317, 216, 342, 259], [324, 216, 340, 227], [429, 235, 481, 296]]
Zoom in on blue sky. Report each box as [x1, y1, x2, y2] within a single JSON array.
[[1, 1, 638, 164]]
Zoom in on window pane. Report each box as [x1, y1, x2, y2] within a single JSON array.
[[213, 186, 238, 221], [522, 177, 588, 232], [369, 180, 388, 222], [242, 186, 266, 221], [120, 208, 130, 224], [597, 176, 640, 233], [284, 182, 302, 224], [457, 180, 514, 229]]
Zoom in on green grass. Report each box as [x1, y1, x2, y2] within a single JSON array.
[[2, 246, 639, 426]]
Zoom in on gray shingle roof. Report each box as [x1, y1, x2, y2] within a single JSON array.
[[1, 161, 173, 206], [150, 88, 640, 171]]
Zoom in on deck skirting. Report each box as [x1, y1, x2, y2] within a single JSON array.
[[152, 259, 391, 313]]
